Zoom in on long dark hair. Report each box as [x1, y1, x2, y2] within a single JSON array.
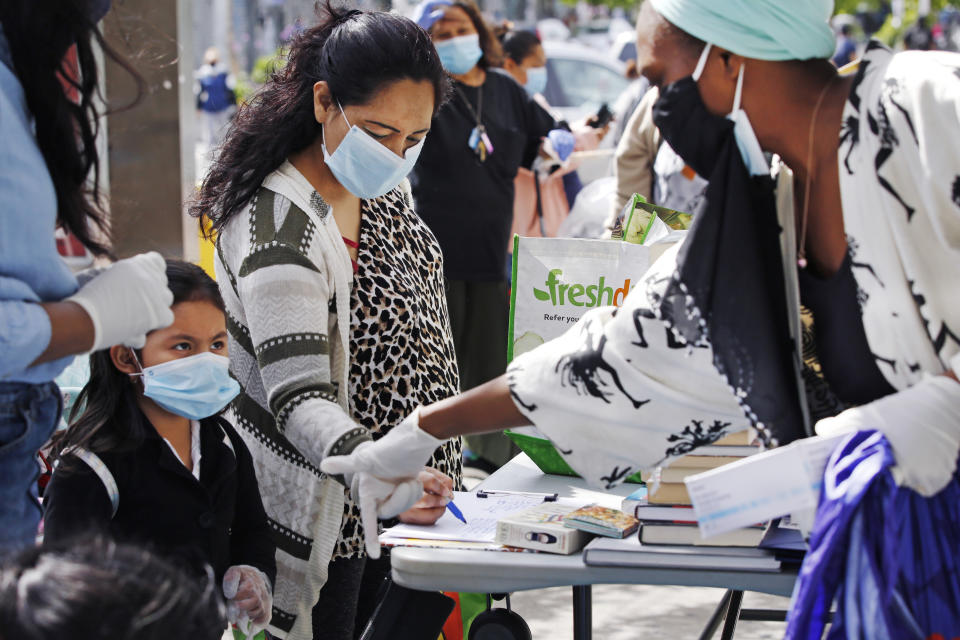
[[191, 2, 450, 236], [499, 29, 541, 65], [51, 260, 224, 467], [0, 1, 144, 257]]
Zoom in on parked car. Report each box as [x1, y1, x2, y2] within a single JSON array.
[[542, 41, 631, 184], [610, 29, 637, 64], [536, 17, 571, 42], [542, 40, 628, 122]]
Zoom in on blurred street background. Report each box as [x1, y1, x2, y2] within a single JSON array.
[[85, 0, 959, 268]]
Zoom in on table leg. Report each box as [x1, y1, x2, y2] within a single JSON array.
[[572, 585, 592, 640], [698, 590, 734, 640], [738, 609, 787, 622], [719, 590, 744, 640]]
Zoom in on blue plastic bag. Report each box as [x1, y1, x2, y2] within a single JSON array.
[[786, 430, 960, 639]]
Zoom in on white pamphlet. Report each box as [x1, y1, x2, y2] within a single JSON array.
[[684, 435, 846, 538]]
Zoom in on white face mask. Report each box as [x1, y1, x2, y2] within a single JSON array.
[[322, 102, 425, 199], [725, 61, 769, 176], [692, 43, 768, 177]]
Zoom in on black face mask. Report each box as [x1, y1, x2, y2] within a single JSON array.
[[645, 70, 807, 447], [652, 75, 735, 180]]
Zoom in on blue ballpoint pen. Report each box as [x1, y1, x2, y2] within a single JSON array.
[[446, 500, 467, 524]]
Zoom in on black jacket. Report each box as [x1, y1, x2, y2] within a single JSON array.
[[43, 415, 276, 588]]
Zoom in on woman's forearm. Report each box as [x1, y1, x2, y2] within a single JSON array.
[[30, 301, 95, 366], [419, 375, 530, 439]]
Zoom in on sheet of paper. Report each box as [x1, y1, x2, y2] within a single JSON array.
[[684, 435, 846, 538], [381, 491, 546, 543]]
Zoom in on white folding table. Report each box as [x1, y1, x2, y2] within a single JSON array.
[[390, 454, 798, 639]]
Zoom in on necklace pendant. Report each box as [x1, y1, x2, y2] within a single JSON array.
[[797, 257, 808, 269], [480, 129, 494, 154]]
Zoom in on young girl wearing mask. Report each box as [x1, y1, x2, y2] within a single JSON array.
[[43, 259, 275, 638], [192, 5, 461, 638]]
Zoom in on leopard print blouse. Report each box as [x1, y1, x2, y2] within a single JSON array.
[[333, 188, 463, 559]]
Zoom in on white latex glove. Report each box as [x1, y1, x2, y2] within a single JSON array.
[[321, 408, 448, 559], [815, 374, 960, 497], [322, 408, 446, 484], [66, 252, 174, 350], [222, 565, 272, 639], [352, 473, 424, 559]]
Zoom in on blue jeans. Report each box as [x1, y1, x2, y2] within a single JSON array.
[[0, 382, 61, 555]]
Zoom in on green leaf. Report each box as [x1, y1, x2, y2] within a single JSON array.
[[533, 288, 550, 301]]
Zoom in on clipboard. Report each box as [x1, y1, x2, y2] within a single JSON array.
[[381, 491, 564, 544], [476, 489, 558, 502]]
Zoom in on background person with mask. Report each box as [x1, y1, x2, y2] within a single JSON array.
[[409, 0, 569, 472], [192, 5, 460, 638], [497, 28, 609, 243], [0, 0, 175, 554], [321, 0, 960, 561]]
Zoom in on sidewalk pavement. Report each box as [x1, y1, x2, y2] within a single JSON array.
[[511, 584, 792, 639], [227, 585, 792, 639]]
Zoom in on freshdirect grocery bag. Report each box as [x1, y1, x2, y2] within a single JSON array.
[[508, 236, 656, 361], [506, 234, 669, 480]]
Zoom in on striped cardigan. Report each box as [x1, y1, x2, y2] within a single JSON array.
[[215, 161, 374, 639]]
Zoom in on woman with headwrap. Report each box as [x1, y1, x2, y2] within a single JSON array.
[[323, 0, 960, 551]]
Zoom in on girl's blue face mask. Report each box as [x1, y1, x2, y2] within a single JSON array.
[[322, 103, 425, 199], [131, 351, 240, 421], [523, 66, 547, 96], [434, 33, 483, 75]]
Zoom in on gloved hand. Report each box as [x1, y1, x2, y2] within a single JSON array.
[[66, 251, 174, 351], [411, 0, 452, 30], [352, 473, 424, 559], [321, 407, 449, 558], [222, 565, 272, 639], [815, 375, 960, 497], [546, 129, 575, 162]]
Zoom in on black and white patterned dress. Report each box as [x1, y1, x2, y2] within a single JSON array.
[[505, 42, 960, 490], [333, 188, 463, 559]]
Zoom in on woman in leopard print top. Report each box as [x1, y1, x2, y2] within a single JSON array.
[[193, 6, 459, 640]]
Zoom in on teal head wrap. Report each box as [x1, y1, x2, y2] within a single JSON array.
[[649, 0, 836, 61]]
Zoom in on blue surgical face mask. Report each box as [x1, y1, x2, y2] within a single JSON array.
[[523, 66, 547, 96], [322, 102, 425, 199], [713, 46, 768, 177], [434, 34, 483, 75], [132, 352, 240, 421]]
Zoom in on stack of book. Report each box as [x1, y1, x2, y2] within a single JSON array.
[[622, 429, 766, 547], [642, 429, 760, 506]]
